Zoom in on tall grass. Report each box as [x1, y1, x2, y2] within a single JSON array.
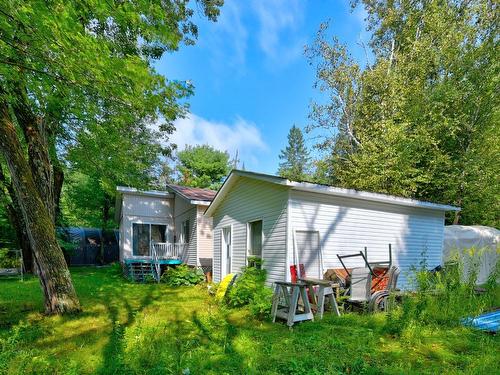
[[385, 250, 499, 338]]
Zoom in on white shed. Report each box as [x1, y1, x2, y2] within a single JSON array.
[[205, 170, 460, 287]]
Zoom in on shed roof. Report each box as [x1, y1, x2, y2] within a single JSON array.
[[205, 169, 460, 216], [166, 184, 216, 205]]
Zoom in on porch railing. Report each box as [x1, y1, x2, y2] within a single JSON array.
[[151, 242, 186, 260], [151, 242, 187, 283]]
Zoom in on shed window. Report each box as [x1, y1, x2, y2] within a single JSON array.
[[182, 220, 190, 243], [132, 223, 166, 256], [248, 220, 263, 258]]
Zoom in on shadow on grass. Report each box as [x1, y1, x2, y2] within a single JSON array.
[[191, 310, 246, 373], [96, 285, 157, 374]]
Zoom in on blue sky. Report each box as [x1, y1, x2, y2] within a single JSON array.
[[157, 0, 370, 174]]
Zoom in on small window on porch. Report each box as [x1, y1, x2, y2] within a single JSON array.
[[247, 220, 262, 258]]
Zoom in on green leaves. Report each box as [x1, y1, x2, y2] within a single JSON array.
[[278, 125, 311, 181], [175, 145, 231, 190], [160, 265, 205, 286], [308, 1, 499, 226]]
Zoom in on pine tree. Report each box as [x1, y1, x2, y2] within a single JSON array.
[[278, 125, 311, 181]]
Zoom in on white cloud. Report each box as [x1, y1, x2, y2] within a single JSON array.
[[205, 1, 248, 73], [170, 113, 268, 168], [252, 0, 305, 64]]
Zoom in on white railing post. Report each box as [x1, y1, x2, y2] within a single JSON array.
[[150, 242, 186, 262]]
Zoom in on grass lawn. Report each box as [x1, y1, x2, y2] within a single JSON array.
[[0, 267, 498, 374]]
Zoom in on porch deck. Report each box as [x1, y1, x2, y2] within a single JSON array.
[[124, 258, 182, 265], [124, 242, 186, 282]]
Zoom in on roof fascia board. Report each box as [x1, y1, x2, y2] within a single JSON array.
[[205, 169, 460, 216], [116, 186, 171, 198], [191, 200, 211, 206], [289, 182, 460, 211]]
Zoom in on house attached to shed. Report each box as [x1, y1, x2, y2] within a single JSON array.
[[205, 170, 460, 286], [115, 184, 215, 270]]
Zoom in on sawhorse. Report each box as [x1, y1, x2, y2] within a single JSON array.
[[271, 281, 314, 327], [299, 277, 341, 319]]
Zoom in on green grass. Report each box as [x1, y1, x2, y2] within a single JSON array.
[[1, 267, 498, 374]]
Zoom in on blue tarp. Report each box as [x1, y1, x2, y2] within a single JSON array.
[[463, 310, 500, 333]]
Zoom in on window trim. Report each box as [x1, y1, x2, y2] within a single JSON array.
[[181, 219, 190, 244], [221, 224, 233, 278], [246, 218, 264, 262], [131, 221, 168, 258]]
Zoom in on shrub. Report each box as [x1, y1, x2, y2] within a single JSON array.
[[247, 287, 274, 319], [227, 266, 266, 306], [227, 265, 273, 319], [247, 255, 263, 269], [160, 265, 205, 286]]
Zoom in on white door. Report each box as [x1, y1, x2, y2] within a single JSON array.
[[221, 226, 232, 276], [295, 230, 322, 279]]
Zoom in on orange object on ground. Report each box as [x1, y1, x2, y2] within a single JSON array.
[[329, 267, 390, 292], [371, 267, 390, 292]]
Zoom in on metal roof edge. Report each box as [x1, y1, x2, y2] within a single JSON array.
[[116, 186, 171, 198], [204, 170, 460, 214], [289, 182, 460, 211]]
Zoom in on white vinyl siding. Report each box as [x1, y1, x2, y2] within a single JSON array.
[[121, 194, 173, 260], [197, 205, 213, 267], [289, 190, 445, 287], [174, 195, 197, 266], [212, 177, 288, 283]]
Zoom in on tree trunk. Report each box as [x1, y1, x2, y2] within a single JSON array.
[[12, 85, 57, 222], [53, 164, 64, 224], [0, 100, 80, 314]]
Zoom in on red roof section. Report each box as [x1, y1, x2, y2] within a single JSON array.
[[167, 184, 217, 202]]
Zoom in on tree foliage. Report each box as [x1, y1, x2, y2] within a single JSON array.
[[307, 1, 499, 226], [62, 116, 165, 229], [0, 0, 222, 313], [175, 145, 231, 189], [278, 125, 311, 181]]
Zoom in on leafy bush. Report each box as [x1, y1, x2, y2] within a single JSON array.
[[227, 265, 273, 319], [160, 265, 205, 286], [0, 249, 20, 269], [247, 287, 274, 319], [247, 255, 263, 269]]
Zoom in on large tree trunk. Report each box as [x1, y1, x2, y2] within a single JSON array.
[[12, 85, 57, 222], [0, 100, 80, 314]]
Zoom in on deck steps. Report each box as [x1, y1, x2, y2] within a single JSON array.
[[124, 259, 184, 282], [125, 262, 157, 283]]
